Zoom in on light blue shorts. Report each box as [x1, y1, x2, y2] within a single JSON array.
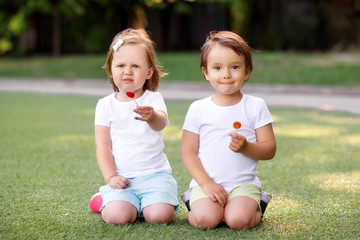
[[99, 172, 180, 214]]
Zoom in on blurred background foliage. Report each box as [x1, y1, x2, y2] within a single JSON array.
[[1, 0, 360, 56]]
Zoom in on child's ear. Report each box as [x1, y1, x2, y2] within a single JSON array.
[[147, 67, 154, 79], [201, 66, 209, 81], [245, 68, 251, 81]]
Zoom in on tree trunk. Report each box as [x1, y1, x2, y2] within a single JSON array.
[[52, 2, 61, 57], [274, 0, 284, 50]]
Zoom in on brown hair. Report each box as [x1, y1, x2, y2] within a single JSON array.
[[103, 28, 166, 92], [200, 31, 253, 76]]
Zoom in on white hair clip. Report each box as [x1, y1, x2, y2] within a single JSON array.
[[112, 39, 124, 51]]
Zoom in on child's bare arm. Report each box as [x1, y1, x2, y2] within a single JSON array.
[[95, 125, 130, 188], [181, 130, 227, 207], [134, 107, 167, 131], [229, 123, 276, 160]]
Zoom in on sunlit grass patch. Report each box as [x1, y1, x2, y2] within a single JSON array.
[[163, 125, 182, 141], [341, 134, 360, 146], [51, 134, 93, 143], [275, 124, 340, 138], [308, 171, 360, 193]]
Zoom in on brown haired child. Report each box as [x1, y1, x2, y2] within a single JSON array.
[[181, 31, 276, 229]]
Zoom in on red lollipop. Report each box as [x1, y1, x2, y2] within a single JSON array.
[[126, 91, 138, 106], [126, 91, 135, 98]]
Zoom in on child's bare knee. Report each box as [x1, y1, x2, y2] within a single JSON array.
[[226, 217, 250, 230], [225, 212, 260, 230], [144, 210, 174, 224], [189, 210, 222, 229], [143, 204, 174, 224], [102, 211, 136, 225]]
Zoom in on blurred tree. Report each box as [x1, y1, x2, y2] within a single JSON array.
[[38, 0, 86, 56], [246, 0, 360, 51], [318, 0, 360, 51], [0, 0, 86, 56], [0, 0, 28, 54], [1, 0, 359, 55], [195, 0, 252, 37], [0, 0, 192, 55]]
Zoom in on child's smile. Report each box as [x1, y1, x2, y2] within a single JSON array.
[[202, 44, 250, 105]]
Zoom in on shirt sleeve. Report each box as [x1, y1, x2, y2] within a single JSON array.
[[94, 98, 110, 127], [254, 98, 274, 129], [182, 101, 200, 134], [151, 92, 168, 114]]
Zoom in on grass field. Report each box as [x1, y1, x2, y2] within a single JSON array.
[[1, 52, 360, 86], [0, 93, 359, 239]]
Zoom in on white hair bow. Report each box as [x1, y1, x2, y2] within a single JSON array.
[[112, 39, 124, 51]]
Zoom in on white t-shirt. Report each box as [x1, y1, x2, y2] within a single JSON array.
[[182, 94, 274, 193], [95, 90, 172, 178]]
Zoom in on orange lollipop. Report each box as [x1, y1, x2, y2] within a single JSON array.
[[233, 121, 241, 133]]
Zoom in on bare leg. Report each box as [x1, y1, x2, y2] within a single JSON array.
[[101, 201, 138, 225], [188, 198, 224, 229], [224, 196, 261, 229], [142, 203, 174, 224]]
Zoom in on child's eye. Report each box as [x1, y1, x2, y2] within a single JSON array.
[[133, 65, 140, 69], [118, 64, 125, 68], [232, 66, 239, 69], [214, 66, 221, 70]]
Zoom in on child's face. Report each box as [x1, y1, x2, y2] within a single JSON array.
[[202, 44, 249, 97], [110, 44, 154, 94]]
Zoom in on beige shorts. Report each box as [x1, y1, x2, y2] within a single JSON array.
[[190, 184, 261, 210]]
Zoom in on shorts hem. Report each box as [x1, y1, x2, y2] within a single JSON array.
[[190, 184, 261, 210]]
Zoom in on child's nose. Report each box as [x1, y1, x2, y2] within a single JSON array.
[[124, 66, 133, 75], [223, 69, 231, 79]]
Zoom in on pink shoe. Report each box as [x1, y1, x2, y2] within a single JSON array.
[[89, 192, 103, 213]]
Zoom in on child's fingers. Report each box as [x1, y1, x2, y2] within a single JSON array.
[[204, 183, 227, 207], [111, 176, 130, 189], [229, 132, 237, 138], [133, 107, 154, 121], [229, 133, 247, 152], [229, 138, 240, 151], [214, 192, 227, 207], [119, 176, 131, 186], [134, 114, 153, 122]]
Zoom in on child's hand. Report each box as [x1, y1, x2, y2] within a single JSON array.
[[107, 175, 131, 189], [229, 132, 248, 153], [202, 181, 227, 207], [133, 106, 155, 122]]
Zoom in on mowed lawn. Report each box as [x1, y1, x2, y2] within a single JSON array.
[[0, 93, 359, 239], [1, 52, 360, 86]]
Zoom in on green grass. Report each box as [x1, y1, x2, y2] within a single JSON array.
[[251, 52, 360, 86], [1, 52, 360, 86], [0, 93, 359, 239]]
